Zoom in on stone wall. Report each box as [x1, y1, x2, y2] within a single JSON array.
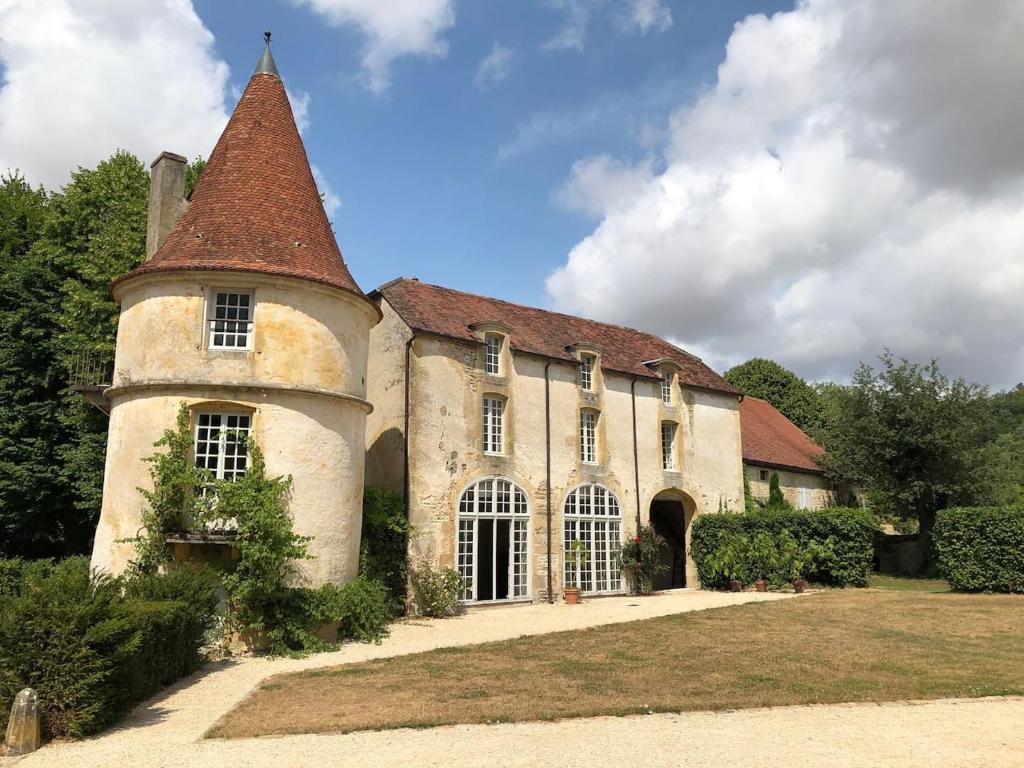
[[744, 464, 832, 510]]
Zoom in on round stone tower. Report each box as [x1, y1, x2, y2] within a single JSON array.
[[90, 39, 380, 586]]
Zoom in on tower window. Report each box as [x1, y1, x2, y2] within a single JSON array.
[[661, 421, 677, 470], [209, 291, 253, 350], [580, 410, 597, 464], [484, 335, 502, 375], [483, 395, 504, 455], [579, 354, 595, 391], [194, 412, 252, 481]]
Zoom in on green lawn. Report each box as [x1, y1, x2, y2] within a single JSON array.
[[210, 589, 1024, 739], [868, 573, 951, 592]]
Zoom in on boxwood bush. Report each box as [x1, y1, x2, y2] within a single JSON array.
[[0, 557, 220, 740], [933, 507, 1024, 592], [691, 508, 876, 589]]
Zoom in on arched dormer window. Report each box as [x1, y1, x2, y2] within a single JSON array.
[[564, 484, 623, 593]]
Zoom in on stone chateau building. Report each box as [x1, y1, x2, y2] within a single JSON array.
[[90, 40, 827, 604]]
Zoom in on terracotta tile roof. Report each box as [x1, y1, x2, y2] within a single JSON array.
[[740, 396, 824, 474], [118, 71, 366, 300], [375, 278, 740, 395]]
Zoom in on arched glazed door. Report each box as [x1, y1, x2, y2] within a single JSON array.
[[456, 477, 531, 602]]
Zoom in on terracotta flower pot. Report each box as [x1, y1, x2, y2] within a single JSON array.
[[564, 587, 581, 604], [729, 579, 743, 592], [755, 579, 767, 592], [793, 579, 807, 594]]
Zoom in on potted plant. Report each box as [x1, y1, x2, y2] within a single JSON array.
[[564, 538, 589, 604], [747, 532, 777, 592], [710, 535, 747, 592], [778, 532, 820, 593]]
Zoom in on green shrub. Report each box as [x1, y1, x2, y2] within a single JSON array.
[[0, 558, 219, 740], [333, 578, 391, 643], [618, 525, 670, 595], [691, 508, 875, 589], [359, 488, 410, 613], [933, 507, 1024, 592], [409, 561, 462, 617]]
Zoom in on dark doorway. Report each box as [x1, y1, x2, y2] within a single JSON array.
[[475, 518, 511, 601], [650, 499, 686, 590]]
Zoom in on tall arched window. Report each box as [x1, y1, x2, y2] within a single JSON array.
[[564, 484, 623, 593], [456, 477, 531, 602]]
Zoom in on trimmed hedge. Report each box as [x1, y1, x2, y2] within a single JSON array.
[[933, 507, 1024, 593], [691, 508, 876, 588], [0, 558, 219, 740]]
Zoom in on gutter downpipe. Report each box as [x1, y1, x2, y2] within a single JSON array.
[[545, 361, 554, 603], [631, 376, 642, 532], [404, 336, 415, 518]]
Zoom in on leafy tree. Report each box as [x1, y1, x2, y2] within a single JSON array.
[[184, 156, 206, 199], [0, 174, 71, 556], [725, 358, 822, 434], [767, 472, 787, 508], [817, 352, 992, 568]]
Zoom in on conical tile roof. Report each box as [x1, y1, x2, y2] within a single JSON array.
[[120, 45, 365, 300]]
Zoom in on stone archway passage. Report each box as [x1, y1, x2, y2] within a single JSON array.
[[650, 499, 687, 590]]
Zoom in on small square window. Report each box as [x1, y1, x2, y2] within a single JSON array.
[[209, 291, 253, 350], [759, 469, 770, 482]]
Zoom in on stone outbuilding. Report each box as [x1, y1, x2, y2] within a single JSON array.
[[89, 40, 380, 586], [365, 278, 745, 603], [739, 396, 832, 510]]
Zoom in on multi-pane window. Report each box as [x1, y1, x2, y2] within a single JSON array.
[[564, 484, 622, 594], [580, 410, 597, 464], [484, 335, 501, 375], [483, 396, 504, 454], [579, 354, 595, 391], [661, 421, 676, 470], [661, 370, 673, 404], [456, 477, 531, 602], [194, 412, 252, 481], [208, 291, 253, 349]]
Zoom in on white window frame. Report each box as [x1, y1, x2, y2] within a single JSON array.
[[579, 354, 595, 391], [580, 410, 597, 464], [661, 369, 673, 404], [193, 411, 253, 481], [484, 334, 502, 376], [482, 395, 504, 455], [661, 421, 677, 470], [456, 476, 532, 603], [207, 290, 254, 350], [564, 484, 623, 594]]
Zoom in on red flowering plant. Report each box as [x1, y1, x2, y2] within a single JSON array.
[[617, 525, 669, 595]]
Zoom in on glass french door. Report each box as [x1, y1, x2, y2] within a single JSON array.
[[457, 477, 530, 602]]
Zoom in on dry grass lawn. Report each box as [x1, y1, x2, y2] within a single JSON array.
[[210, 590, 1024, 739]]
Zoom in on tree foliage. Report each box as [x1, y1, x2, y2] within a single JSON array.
[[724, 357, 822, 433], [817, 353, 992, 552]]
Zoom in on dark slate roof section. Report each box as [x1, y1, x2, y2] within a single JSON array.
[[374, 278, 740, 395], [739, 396, 825, 474]]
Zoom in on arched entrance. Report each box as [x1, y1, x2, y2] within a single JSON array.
[[649, 490, 696, 590]]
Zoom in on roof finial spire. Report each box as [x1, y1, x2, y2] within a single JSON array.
[[254, 31, 279, 77]]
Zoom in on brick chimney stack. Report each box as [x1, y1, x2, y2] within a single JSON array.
[[145, 151, 188, 261]]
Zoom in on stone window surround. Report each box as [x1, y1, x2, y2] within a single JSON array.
[[205, 287, 255, 352]]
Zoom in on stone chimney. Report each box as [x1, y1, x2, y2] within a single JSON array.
[[145, 151, 188, 260]]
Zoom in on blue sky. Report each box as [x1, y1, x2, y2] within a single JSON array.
[[195, 0, 790, 304], [2, 1, 1022, 386]]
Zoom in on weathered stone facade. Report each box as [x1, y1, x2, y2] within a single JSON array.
[[366, 289, 746, 602], [744, 463, 832, 511]]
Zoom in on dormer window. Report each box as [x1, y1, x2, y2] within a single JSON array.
[[485, 334, 502, 376], [579, 354, 595, 391], [661, 369, 673, 404], [209, 290, 253, 350]]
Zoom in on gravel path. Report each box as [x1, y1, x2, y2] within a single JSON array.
[[16, 589, 1023, 767]]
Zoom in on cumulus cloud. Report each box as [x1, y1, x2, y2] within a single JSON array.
[[294, 0, 454, 93], [287, 88, 312, 134], [474, 42, 514, 91], [543, 0, 672, 51], [0, 0, 230, 190], [546, 0, 1024, 387], [312, 164, 342, 216]]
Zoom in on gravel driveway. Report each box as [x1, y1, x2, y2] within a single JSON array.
[[13, 589, 1024, 767]]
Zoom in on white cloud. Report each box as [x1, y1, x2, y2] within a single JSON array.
[[294, 0, 455, 93], [546, 0, 1024, 387], [287, 88, 312, 133], [312, 164, 342, 216], [474, 42, 514, 91], [0, 0, 230, 190], [543, 0, 671, 51]]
